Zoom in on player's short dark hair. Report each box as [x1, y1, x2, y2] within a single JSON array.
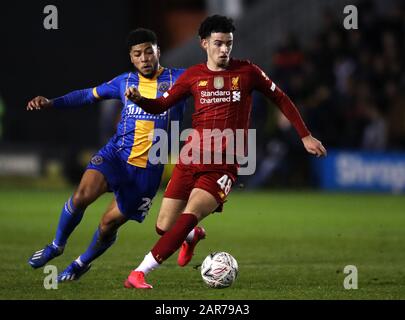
[[198, 15, 235, 39], [127, 28, 158, 51]]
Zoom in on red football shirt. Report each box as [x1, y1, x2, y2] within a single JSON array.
[[138, 58, 310, 159]]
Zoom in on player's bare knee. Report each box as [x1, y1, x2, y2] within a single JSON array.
[[72, 188, 95, 209], [191, 211, 207, 222], [98, 224, 113, 239], [101, 214, 116, 229], [184, 201, 215, 221], [156, 215, 168, 231], [72, 192, 87, 210], [157, 213, 178, 232], [99, 217, 120, 239], [155, 224, 166, 235], [157, 208, 183, 231]]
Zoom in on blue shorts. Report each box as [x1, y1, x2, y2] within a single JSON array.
[[86, 143, 163, 222]]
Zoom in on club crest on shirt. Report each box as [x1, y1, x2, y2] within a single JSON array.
[[91, 155, 103, 166], [213, 76, 224, 89], [231, 76, 239, 90], [158, 82, 170, 93]]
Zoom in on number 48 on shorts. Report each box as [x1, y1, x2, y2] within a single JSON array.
[[217, 175, 232, 195]]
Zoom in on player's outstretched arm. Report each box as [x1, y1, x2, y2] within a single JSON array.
[[301, 135, 327, 157], [251, 63, 327, 158], [26, 96, 52, 111], [26, 74, 125, 112], [27, 87, 106, 111]]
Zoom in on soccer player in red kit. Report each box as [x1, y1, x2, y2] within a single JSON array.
[[123, 15, 327, 289]]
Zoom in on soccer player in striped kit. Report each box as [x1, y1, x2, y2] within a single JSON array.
[[26, 28, 203, 282], [124, 15, 327, 289]]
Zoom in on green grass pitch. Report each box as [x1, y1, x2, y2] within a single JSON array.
[[0, 188, 404, 299]]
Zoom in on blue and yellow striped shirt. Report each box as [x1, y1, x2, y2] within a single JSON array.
[[94, 67, 185, 169]]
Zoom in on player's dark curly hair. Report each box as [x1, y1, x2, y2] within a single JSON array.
[[127, 28, 158, 51], [198, 15, 235, 39]]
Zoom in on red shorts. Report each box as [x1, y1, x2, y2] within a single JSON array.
[[164, 163, 238, 212]]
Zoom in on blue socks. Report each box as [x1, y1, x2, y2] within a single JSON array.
[[52, 196, 116, 266], [53, 197, 84, 248], [78, 228, 117, 266]]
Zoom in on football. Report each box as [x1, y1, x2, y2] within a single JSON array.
[[201, 252, 238, 288]]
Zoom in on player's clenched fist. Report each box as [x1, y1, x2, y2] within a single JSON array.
[[26, 96, 52, 111], [124, 86, 142, 103]]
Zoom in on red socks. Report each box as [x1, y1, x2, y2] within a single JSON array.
[[151, 213, 198, 263]]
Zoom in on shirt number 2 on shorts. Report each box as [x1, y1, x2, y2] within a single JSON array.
[[217, 175, 232, 195], [138, 197, 152, 217]]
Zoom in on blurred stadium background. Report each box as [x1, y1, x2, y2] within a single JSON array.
[[0, 0, 404, 191], [1, 0, 405, 299]]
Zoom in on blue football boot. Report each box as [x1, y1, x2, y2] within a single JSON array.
[[57, 261, 91, 282], [28, 244, 64, 269]]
